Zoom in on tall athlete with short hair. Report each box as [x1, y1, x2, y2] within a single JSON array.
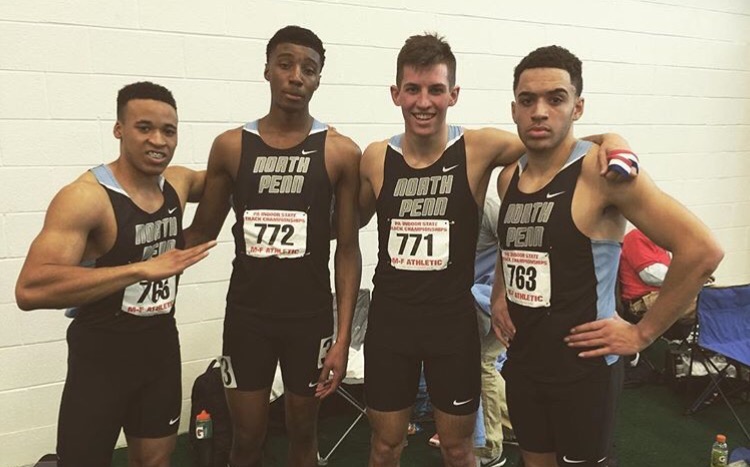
[[186, 26, 361, 467], [491, 45, 723, 467], [359, 34, 633, 467], [15, 81, 215, 467]]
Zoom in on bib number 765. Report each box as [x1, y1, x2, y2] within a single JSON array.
[[137, 279, 171, 303]]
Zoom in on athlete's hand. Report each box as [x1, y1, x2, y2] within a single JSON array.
[[315, 341, 349, 399], [139, 240, 217, 281], [565, 314, 650, 358], [491, 299, 515, 348], [597, 134, 638, 182]]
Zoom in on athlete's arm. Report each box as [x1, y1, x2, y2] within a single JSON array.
[[15, 181, 214, 310], [317, 134, 362, 398], [468, 128, 637, 181], [466, 128, 526, 169], [566, 170, 723, 357], [358, 141, 385, 228], [164, 166, 206, 206], [184, 129, 238, 247], [489, 166, 517, 347]]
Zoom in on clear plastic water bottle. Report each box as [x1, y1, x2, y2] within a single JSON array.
[[710, 434, 728, 467], [195, 409, 213, 466]]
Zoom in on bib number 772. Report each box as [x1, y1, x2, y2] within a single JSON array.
[[255, 223, 295, 246], [243, 209, 307, 258]]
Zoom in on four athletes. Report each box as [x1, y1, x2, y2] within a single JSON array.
[[15, 27, 723, 467]]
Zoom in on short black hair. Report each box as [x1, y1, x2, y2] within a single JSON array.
[[396, 33, 456, 87], [116, 81, 176, 119], [513, 45, 583, 96], [266, 25, 326, 70]]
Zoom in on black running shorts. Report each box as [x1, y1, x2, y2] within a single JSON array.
[[221, 310, 334, 396]]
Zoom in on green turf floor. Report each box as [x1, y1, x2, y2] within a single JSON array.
[[114, 347, 749, 466]]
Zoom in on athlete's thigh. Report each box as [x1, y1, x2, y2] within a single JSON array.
[[433, 406, 476, 446], [222, 311, 279, 391], [423, 315, 481, 416], [364, 326, 422, 412], [552, 364, 616, 466], [503, 368, 554, 454], [225, 386, 272, 439], [278, 312, 334, 396], [123, 351, 182, 439], [57, 352, 128, 467]]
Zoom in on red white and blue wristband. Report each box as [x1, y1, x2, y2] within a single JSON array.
[[607, 149, 639, 176]]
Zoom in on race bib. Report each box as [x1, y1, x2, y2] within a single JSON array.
[[388, 219, 449, 271], [218, 356, 238, 389], [501, 250, 551, 308], [121, 276, 177, 316], [243, 209, 307, 258]]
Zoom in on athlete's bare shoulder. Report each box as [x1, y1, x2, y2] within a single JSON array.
[[47, 171, 111, 230], [326, 126, 362, 163], [580, 142, 608, 188], [496, 161, 518, 200], [212, 126, 243, 158], [163, 165, 205, 205], [360, 139, 389, 178], [206, 126, 244, 177]]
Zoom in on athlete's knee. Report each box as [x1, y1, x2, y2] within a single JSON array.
[[440, 445, 474, 467], [369, 432, 406, 465], [439, 436, 474, 467]]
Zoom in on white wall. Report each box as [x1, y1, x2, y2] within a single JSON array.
[[1, 1, 748, 465]]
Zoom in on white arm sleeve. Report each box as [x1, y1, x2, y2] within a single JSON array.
[[638, 263, 669, 287]]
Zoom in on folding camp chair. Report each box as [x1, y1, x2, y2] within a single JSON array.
[[685, 284, 750, 442], [317, 289, 370, 466]]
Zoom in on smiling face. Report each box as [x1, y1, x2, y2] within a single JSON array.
[[113, 98, 177, 176], [391, 64, 459, 138], [512, 67, 583, 154], [265, 42, 322, 112]]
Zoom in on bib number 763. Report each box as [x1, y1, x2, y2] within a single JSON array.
[[501, 250, 551, 308], [506, 264, 537, 291]]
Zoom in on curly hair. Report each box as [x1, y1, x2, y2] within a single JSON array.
[[513, 45, 583, 96]]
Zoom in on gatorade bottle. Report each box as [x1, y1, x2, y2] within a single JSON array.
[[710, 434, 728, 467], [195, 410, 213, 466]]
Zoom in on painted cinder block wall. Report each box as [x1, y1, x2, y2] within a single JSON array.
[[1, 1, 748, 465]]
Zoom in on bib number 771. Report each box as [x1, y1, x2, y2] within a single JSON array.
[[388, 219, 449, 271]]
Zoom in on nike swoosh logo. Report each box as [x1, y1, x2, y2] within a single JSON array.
[[452, 398, 473, 406], [302, 149, 317, 155], [168, 207, 177, 214], [308, 382, 319, 388], [442, 164, 459, 173], [169, 417, 180, 425], [546, 191, 565, 199], [561, 455, 588, 464]]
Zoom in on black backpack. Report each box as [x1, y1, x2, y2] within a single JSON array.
[[189, 359, 233, 467]]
